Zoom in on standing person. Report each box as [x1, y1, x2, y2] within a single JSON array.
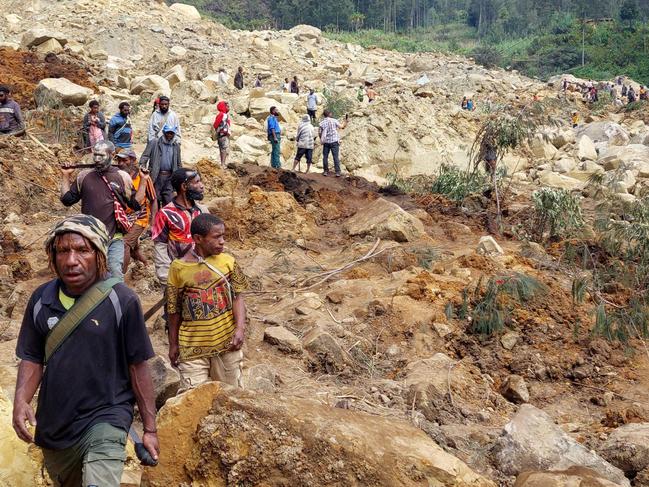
[[60, 141, 146, 280], [292, 114, 315, 173], [0, 85, 25, 136], [571, 111, 580, 128], [307, 89, 318, 124], [81, 100, 105, 150], [366, 84, 377, 103], [213, 101, 231, 168], [628, 87, 637, 103], [290, 76, 299, 94], [151, 168, 206, 285], [318, 110, 348, 177], [622, 85, 628, 97], [266, 106, 282, 169], [283, 78, 291, 92], [148, 96, 181, 142], [461, 96, 468, 109], [167, 214, 248, 389], [13, 214, 158, 487], [217, 68, 229, 86], [467, 98, 475, 111], [254, 74, 262, 88], [107, 102, 133, 151], [234, 67, 244, 90], [140, 125, 182, 208], [115, 150, 156, 272], [356, 85, 364, 103]]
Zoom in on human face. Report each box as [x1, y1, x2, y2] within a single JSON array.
[[90, 104, 99, 114], [195, 223, 225, 257], [159, 99, 169, 113], [116, 156, 130, 172], [164, 131, 175, 141], [183, 174, 204, 200], [54, 233, 99, 294], [120, 105, 131, 116], [0, 92, 7, 103]]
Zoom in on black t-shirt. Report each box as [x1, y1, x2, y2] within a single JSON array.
[[16, 279, 154, 450]]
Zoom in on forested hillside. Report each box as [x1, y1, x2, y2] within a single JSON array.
[[180, 0, 649, 84]]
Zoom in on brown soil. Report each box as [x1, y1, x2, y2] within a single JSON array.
[[0, 48, 97, 109]]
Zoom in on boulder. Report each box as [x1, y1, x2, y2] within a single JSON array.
[[130, 75, 170, 96], [551, 129, 576, 149], [302, 328, 352, 373], [343, 197, 425, 242], [493, 404, 630, 486], [477, 236, 504, 256], [269, 39, 291, 57], [289, 24, 322, 40], [552, 158, 578, 173], [170, 45, 187, 57], [599, 423, 649, 476], [248, 97, 294, 123], [169, 3, 201, 20], [263, 326, 303, 354], [514, 468, 623, 487], [539, 172, 584, 191], [34, 78, 94, 107], [34, 38, 63, 54], [149, 355, 181, 409], [500, 331, 520, 350], [601, 145, 649, 171], [578, 121, 630, 146], [500, 374, 529, 404], [229, 95, 250, 114], [143, 383, 496, 487], [163, 65, 186, 87], [21, 27, 67, 49], [407, 55, 437, 72], [530, 136, 558, 160], [577, 135, 598, 161], [233, 134, 267, 157]]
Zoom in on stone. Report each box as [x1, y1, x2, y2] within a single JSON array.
[[477, 236, 504, 256], [530, 136, 558, 160], [539, 172, 584, 191], [407, 55, 437, 72], [144, 383, 495, 486], [130, 75, 170, 96], [601, 145, 649, 171], [269, 39, 291, 57], [514, 468, 624, 487], [34, 37, 63, 54], [578, 121, 630, 146], [500, 331, 520, 350], [343, 197, 425, 242], [149, 355, 181, 410], [34, 78, 94, 107], [21, 27, 67, 49], [493, 404, 630, 486], [551, 130, 576, 149], [289, 24, 322, 40], [577, 135, 598, 161], [233, 134, 267, 157], [302, 328, 352, 374], [599, 423, 649, 476], [248, 97, 295, 123], [263, 326, 303, 354], [169, 3, 201, 20], [552, 158, 578, 173], [163, 65, 186, 88], [432, 322, 454, 338], [500, 374, 529, 404], [170, 45, 187, 57]]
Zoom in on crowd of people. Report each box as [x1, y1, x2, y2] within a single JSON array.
[[561, 76, 649, 106]]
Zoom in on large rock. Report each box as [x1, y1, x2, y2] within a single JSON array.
[[343, 197, 425, 242], [163, 64, 186, 88], [578, 121, 630, 146], [600, 145, 649, 172], [169, 3, 201, 19], [302, 328, 352, 374], [493, 404, 630, 486], [34, 78, 93, 107], [477, 236, 504, 256], [289, 24, 322, 40], [551, 129, 576, 149], [530, 136, 558, 160], [149, 355, 181, 410], [263, 326, 302, 354], [130, 75, 170, 96], [514, 468, 623, 487], [599, 423, 649, 476], [143, 383, 496, 487], [539, 172, 584, 191], [248, 97, 294, 123], [21, 27, 67, 49], [577, 135, 598, 161], [34, 37, 63, 54], [233, 134, 267, 158], [500, 374, 529, 404], [407, 55, 437, 72]]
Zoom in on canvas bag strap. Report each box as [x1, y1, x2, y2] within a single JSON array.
[[154, 112, 171, 138], [44, 278, 121, 364], [196, 256, 233, 301]]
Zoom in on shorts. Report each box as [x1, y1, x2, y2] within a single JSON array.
[[123, 223, 145, 251], [217, 136, 229, 153], [177, 349, 244, 390], [295, 147, 313, 164]]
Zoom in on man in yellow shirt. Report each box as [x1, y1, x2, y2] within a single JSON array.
[[166, 214, 248, 388]]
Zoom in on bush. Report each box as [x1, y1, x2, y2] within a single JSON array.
[[531, 187, 584, 241], [429, 164, 487, 202], [322, 87, 354, 118], [471, 45, 502, 68]]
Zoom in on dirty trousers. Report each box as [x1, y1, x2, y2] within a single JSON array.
[[177, 349, 244, 390], [42, 422, 127, 487]]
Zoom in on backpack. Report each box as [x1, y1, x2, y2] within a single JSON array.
[[217, 113, 230, 136]]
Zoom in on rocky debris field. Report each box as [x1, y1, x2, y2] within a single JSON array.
[[3, 1, 649, 486]]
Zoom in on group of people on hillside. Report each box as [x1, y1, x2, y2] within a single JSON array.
[[461, 96, 476, 111], [561, 76, 649, 106]]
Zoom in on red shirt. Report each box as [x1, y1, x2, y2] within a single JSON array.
[[152, 200, 203, 259]]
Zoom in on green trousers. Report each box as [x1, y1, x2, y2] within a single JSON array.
[[42, 422, 127, 487], [269, 137, 281, 168]]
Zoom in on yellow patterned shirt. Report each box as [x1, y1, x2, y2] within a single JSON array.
[[167, 253, 248, 361]]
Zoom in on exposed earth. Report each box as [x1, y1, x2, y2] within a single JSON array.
[[3, 1, 649, 487]]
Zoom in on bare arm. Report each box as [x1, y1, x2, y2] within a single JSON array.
[[12, 360, 43, 443], [229, 295, 246, 350], [168, 313, 181, 366], [134, 171, 149, 205], [129, 361, 159, 461]]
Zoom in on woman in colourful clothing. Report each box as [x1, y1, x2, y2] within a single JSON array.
[[167, 214, 248, 389]]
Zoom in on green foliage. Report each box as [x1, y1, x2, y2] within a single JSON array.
[[471, 45, 502, 68], [468, 273, 547, 335], [572, 275, 589, 304], [531, 188, 584, 241], [322, 87, 354, 119], [429, 164, 487, 202]]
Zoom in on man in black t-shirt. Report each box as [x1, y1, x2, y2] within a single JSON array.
[[13, 214, 159, 487]]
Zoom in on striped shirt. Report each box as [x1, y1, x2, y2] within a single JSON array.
[[319, 117, 341, 144], [167, 254, 249, 361]]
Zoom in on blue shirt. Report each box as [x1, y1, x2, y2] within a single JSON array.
[[267, 115, 281, 138], [108, 113, 133, 149]]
